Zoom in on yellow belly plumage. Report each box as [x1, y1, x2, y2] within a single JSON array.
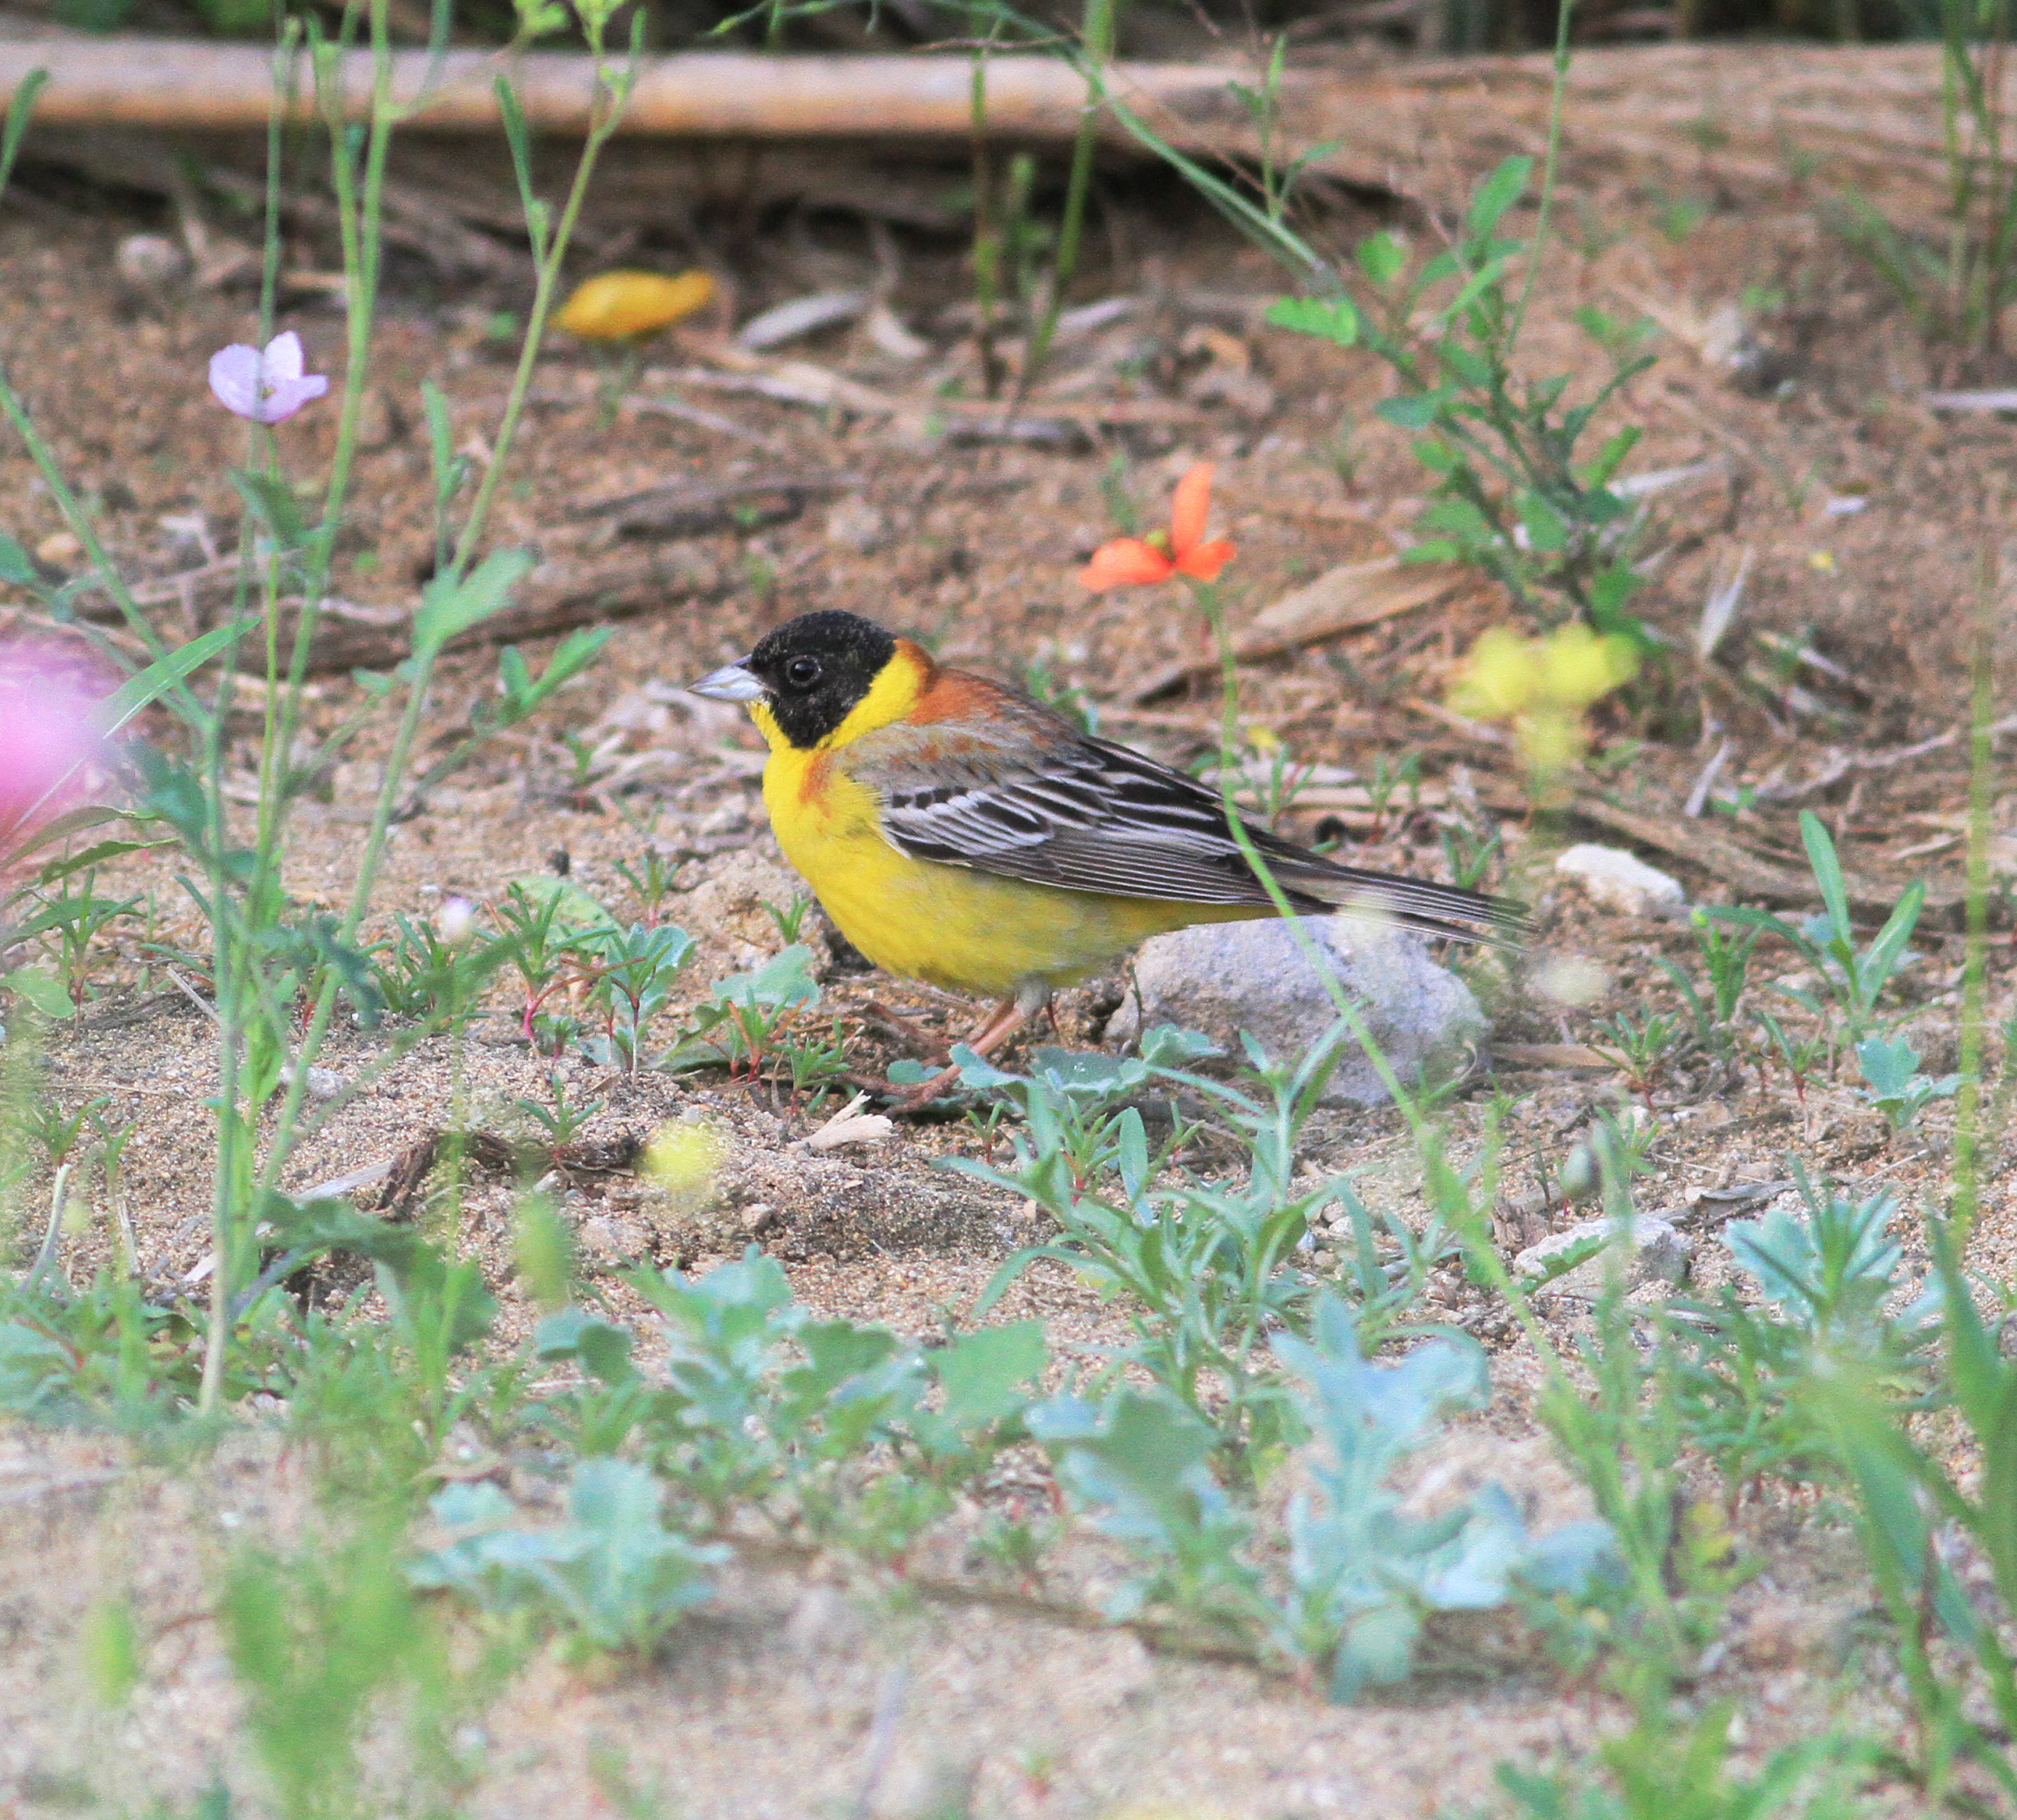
[[761, 744, 1260, 1000]]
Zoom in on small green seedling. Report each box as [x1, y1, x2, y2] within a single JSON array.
[[1703, 812, 1922, 1051], [1853, 1035, 1959, 1134]]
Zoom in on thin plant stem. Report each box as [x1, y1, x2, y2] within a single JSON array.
[[1949, 548, 1998, 1240], [448, 51, 637, 581], [246, 42, 640, 1234], [969, 7, 1005, 400], [1506, 0, 1576, 349], [1017, 0, 1118, 398]]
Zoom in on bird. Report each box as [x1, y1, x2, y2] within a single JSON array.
[[689, 609, 1525, 1105]]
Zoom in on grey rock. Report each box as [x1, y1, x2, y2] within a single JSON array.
[[1105, 916, 1485, 1107], [1513, 1214, 1693, 1298]]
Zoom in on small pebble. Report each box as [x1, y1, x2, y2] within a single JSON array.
[[1553, 843, 1686, 917], [115, 232, 190, 287]]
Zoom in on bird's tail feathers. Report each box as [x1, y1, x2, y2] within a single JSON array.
[[1285, 863, 1530, 949]]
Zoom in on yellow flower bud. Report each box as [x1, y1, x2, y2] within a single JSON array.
[[1514, 707, 1587, 777], [1536, 624, 1636, 711], [1447, 625, 1541, 721], [555, 269, 714, 342]]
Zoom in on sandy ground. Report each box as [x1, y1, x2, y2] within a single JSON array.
[[1, 98, 2014, 1818]]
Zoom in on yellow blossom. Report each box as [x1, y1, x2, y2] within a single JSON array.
[[555, 268, 714, 342], [1534, 623, 1636, 710], [1514, 711, 1586, 777], [1446, 621, 1639, 782], [1446, 625, 1541, 721], [643, 1117, 728, 1200]]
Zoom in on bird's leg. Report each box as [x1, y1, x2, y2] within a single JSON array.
[[860, 998, 952, 1064], [887, 993, 1035, 1114]]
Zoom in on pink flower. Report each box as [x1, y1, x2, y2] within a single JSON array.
[[207, 331, 329, 424], [0, 640, 112, 858]]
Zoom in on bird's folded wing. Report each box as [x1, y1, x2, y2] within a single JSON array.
[[845, 723, 1519, 947]]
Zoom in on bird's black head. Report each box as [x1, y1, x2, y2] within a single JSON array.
[[743, 610, 899, 749]]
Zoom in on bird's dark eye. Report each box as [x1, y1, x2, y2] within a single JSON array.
[[784, 655, 822, 690]]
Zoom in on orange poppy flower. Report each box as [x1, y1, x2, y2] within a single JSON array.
[[1078, 462, 1236, 591]]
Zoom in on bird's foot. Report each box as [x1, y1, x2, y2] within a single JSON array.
[[859, 999, 952, 1064]]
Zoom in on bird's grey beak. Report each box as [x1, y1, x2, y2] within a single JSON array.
[[688, 660, 765, 703]]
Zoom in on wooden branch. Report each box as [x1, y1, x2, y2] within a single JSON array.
[[0, 37, 1984, 232], [0, 37, 1287, 145]]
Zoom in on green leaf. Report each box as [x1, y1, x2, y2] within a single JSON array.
[[411, 548, 534, 658], [1374, 393, 1443, 430], [1262, 296, 1360, 347], [35, 838, 168, 891], [1355, 230, 1407, 288], [1797, 811, 1852, 940], [101, 617, 260, 734], [1515, 490, 1570, 554], [1463, 156, 1532, 243], [0, 69, 47, 193], [534, 1308, 639, 1384], [230, 470, 311, 552], [933, 1322, 1047, 1432], [1854, 1036, 1920, 1100], [0, 532, 37, 588], [0, 966, 73, 1017], [502, 873, 615, 931]]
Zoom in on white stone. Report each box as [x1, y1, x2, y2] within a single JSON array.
[[1554, 843, 1686, 916], [1105, 915, 1485, 1108], [1513, 1213, 1693, 1298]]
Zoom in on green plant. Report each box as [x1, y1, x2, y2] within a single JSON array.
[[1028, 1296, 1611, 1694], [1271, 1297, 1611, 1698], [969, 1025, 1438, 1483], [392, 629, 614, 819], [1491, 1707, 1878, 1820], [495, 880, 603, 1047], [221, 1517, 435, 1820], [368, 904, 506, 1027], [412, 1460, 725, 1659], [575, 921, 697, 1073], [533, 1254, 1044, 1556], [1360, 750, 1424, 839], [1852, 1033, 1960, 1133], [1801, 1215, 2017, 1804], [661, 945, 821, 1080], [1588, 1012, 1685, 1099], [1704, 812, 1923, 1056], [1668, 1171, 1938, 1504], [515, 1069, 606, 1148], [0, 0, 638, 1415], [760, 892, 814, 944], [1657, 911, 1760, 1063], [1750, 1007, 1828, 1103], [1225, 730, 1317, 821], [1265, 157, 1653, 639], [1437, 816, 1503, 893], [1828, 0, 2017, 374], [9, 868, 143, 1011], [613, 846, 680, 925]]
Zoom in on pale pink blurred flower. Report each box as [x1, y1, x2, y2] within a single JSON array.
[[0, 639, 112, 858], [438, 898, 477, 944], [207, 331, 329, 424]]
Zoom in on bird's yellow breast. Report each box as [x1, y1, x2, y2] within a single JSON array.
[[756, 738, 1239, 999]]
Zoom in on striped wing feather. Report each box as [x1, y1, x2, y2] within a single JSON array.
[[846, 700, 1524, 946]]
